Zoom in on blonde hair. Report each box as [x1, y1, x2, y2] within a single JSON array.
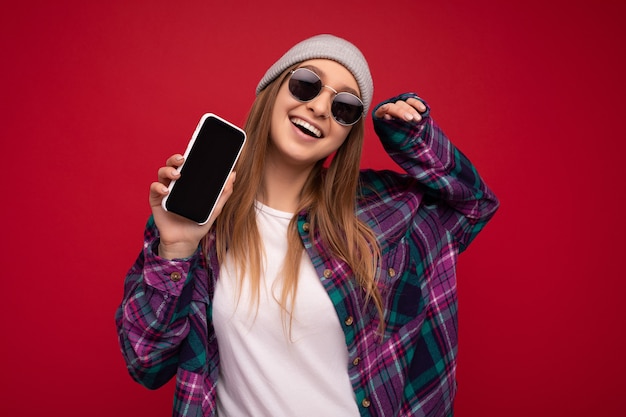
[[209, 67, 384, 335]]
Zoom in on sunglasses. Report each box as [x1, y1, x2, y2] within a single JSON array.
[[288, 68, 364, 126]]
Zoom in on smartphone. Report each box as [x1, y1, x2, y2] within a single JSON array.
[[162, 113, 246, 225]]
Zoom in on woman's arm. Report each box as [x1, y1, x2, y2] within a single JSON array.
[[373, 93, 499, 251], [114, 216, 205, 389], [114, 153, 235, 388]]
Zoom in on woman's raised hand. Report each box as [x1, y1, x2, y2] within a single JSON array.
[[149, 154, 236, 260], [374, 97, 427, 122]]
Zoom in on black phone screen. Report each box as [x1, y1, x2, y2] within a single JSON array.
[[164, 114, 246, 224]]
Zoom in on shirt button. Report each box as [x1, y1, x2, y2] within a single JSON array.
[[323, 269, 332, 279], [302, 222, 310, 232], [170, 272, 182, 282], [344, 316, 354, 326], [352, 357, 361, 366], [361, 398, 371, 408], [388, 267, 396, 277]]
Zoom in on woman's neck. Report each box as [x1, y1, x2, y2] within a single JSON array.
[[258, 157, 315, 214]]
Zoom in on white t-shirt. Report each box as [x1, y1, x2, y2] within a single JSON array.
[[213, 202, 359, 417]]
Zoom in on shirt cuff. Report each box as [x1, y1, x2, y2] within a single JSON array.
[[142, 238, 198, 296]]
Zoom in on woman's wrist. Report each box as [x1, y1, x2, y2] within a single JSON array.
[[157, 241, 198, 260]]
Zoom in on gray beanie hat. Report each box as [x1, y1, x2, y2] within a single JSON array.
[[255, 34, 374, 113]]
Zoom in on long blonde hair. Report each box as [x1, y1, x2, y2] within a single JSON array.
[[209, 66, 384, 334]]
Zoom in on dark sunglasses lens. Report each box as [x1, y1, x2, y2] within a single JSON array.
[[332, 93, 363, 125], [289, 69, 322, 101]]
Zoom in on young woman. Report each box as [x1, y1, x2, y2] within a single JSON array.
[[116, 34, 499, 417]]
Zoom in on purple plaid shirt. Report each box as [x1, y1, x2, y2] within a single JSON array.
[[116, 93, 499, 416]]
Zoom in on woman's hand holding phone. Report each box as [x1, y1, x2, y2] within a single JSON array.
[[149, 153, 236, 260]]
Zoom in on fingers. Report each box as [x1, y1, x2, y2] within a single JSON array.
[[157, 165, 181, 184], [151, 154, 184, 207], [375, 97, 427, 122], [388, 100, 421, 122], [157, 154, 184, 184], [149, 181, 169, 208], [166, 154, 184, 168], [406, 97, 427, 114]]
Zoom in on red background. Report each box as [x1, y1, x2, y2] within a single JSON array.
[[2, 1, 624, 415]]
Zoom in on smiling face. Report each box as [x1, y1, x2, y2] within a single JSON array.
[[268, 59, 361, 170]]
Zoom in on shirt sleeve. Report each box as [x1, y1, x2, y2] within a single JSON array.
[[114, 215, 203, 389], [372, 93, 499, 251]]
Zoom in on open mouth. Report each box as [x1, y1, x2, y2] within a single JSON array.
[[291, 118, 322, 139]]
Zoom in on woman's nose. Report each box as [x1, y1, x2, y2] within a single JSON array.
[[306, 88, 334, 119]]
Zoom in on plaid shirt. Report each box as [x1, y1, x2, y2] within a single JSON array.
[[116, 93, 499, 417]]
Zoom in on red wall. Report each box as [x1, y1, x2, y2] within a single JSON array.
[[2, 1, 624, 415]]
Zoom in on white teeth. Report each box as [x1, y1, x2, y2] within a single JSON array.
[[290, 118, 322, 138]]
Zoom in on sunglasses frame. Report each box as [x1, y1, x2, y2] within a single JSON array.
[[288, 68, 364, 126]]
